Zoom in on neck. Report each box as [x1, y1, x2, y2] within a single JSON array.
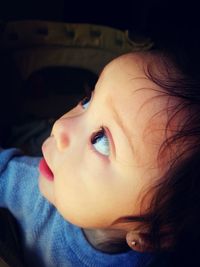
[[82, 228, 130, 254]]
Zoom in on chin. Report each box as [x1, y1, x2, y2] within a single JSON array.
[[38, 174, 55, 205]]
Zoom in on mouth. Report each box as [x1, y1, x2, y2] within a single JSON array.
[[39, 158, 54, 181]]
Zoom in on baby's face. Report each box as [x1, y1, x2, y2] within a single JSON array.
[[39, 53, 175, 229]]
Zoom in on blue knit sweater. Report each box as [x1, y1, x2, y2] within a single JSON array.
[[0, 149, 154, 267]]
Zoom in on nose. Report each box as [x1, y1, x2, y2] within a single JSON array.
[[51, 117, 71, 151]]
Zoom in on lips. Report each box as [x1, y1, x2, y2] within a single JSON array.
[[39, 158, 54, 181]]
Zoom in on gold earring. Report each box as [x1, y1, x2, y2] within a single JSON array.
[[126, 231, 144, 251], [131, 240, 137, 247]]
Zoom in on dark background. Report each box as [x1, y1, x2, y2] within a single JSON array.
[[0, 0, 148, 31], [0, 0, 199, 39], [1, 0, 200, 82]]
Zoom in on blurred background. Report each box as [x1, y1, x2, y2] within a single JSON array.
[[0, 0, 145, 31], [0, 0, 199, 39]]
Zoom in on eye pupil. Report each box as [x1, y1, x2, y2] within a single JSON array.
[[81, 96, 90, 106], [80, 94, 92, 110]]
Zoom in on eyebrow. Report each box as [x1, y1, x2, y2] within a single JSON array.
[[107, 96, 135, 156]]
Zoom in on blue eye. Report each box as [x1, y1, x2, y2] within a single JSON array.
[[80, 95, 91, 110], [91, 127, 110, 156]]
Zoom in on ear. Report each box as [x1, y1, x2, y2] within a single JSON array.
[[126, 231, 154, 252]]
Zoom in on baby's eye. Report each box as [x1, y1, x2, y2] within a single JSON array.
[[80, 91, 92, 110], [91, 127, 110, 156]]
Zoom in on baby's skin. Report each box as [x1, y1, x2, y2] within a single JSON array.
[[39, 53, 182, 253]]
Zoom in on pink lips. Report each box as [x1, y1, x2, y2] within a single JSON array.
[[39, 158, 54, 181]]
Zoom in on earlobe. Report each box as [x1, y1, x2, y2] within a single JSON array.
[[126, 231, 144, 252], [126, 230, 153, 252]]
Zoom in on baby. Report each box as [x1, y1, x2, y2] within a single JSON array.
[[0, 51, 199, 267]]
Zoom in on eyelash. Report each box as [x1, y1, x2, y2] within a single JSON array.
[[90, 126, 111, 158], [79, 88, 93, 109], [80, 96, 90, 109], [91, 126, 106, 144], [80, 91, 112, 158]]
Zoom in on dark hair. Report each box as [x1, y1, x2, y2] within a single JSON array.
[[114, 49, 200, 266]]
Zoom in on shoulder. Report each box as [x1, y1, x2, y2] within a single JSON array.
[[0, 148, 21, 172], [0, 148, 41, 210], [0, 148, 40, 174]]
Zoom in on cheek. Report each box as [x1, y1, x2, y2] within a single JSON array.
[[51, 148, 151, 228], [114, 162, 156, 215], [52, 158, 119, 227]]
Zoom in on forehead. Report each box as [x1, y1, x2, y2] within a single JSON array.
[[96, 53, 175, 164], [97, 53, 169, 129], [97, 52, 164, 102]]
